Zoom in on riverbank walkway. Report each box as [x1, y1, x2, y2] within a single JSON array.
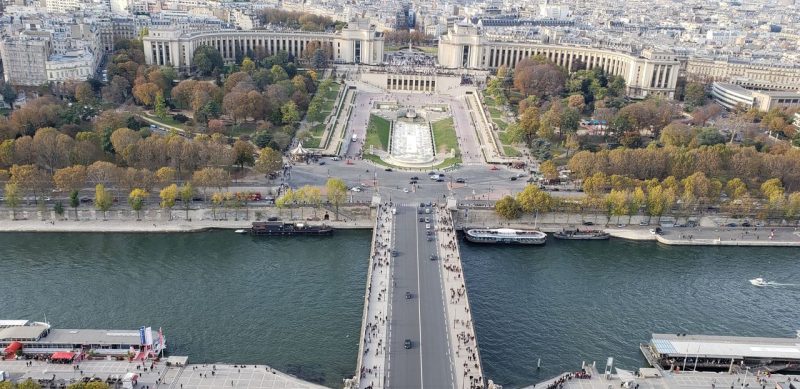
[[349, 203, 394, 389], [523, 363, 798, 389], [0, 359, 327, 389], [435, 207, 487, 389]]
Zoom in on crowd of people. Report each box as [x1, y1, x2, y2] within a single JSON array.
[[436, 208, 484, 389], [358, 203, 394, 389], [540, 370, 592, 389]]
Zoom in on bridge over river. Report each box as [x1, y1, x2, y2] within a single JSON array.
[[346, 201, 493, 389]]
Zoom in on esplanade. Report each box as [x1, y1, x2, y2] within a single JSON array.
[[437, 23, 681, 99]]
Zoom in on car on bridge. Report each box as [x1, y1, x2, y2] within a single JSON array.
[[404, 339, 413, 349], [430, 255, 438, 261], [405, 292, 413, 299]]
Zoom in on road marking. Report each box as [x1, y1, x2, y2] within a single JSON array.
[[415, 208, 424, 389]]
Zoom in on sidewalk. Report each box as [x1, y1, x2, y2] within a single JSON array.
[[435, 207, 486, 389], [353, 204, 394, 389]]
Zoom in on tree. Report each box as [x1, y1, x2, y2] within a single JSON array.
[[513, 57, 566, 99], [281, 100, 300, 124], [516, 185, 554, 217], [301, 185, 322, 217], [606, 189, 629, 224], [232, 140, 255, 170], [326, 178, 347, 220], [5, 182, 20, 220], [132, 82, 160, 107], [539, 160, 558, 181], [54, 165, 87, 194], [311, 49, 328, 69], [254, 147, 283, 177], [241, 57, 256, 74], [179, 183, 194, 220], [761, 178, 785, 214], [495, 195, 521, 219], [128, 188, 147, 220], [193, 46, 224, 75], [94, 184, 113, 220], [725, 178, 748, 200], [74, 82, 95, 105], [155, 166, 176, 186], [69, 189, 80, 219], [683, 82, 707, 111], [270, 65, 289, 82], [17, 379, 42, 389], [154, 91, 167, 120], [784, 192, 800, 221], [160, 183, 178, 220]]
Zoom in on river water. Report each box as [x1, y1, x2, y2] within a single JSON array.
[[0, 232, 798, 388]]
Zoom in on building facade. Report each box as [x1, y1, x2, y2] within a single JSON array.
[[437, 23, 681, 99], [710, 81, 800, 112], [143, 20, 384, 72], [0, 33, 51, 86]]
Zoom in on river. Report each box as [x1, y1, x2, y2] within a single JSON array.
[[0, 232, 798, 388]]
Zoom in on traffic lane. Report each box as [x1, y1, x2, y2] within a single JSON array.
[[418, 219, 456, 389], [388, 208, 422, 389]]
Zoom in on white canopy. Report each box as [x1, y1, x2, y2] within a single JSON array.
[[290, 142, 309, 155]]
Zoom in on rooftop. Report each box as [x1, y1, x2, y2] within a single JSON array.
[[651, 333, 800, 360]]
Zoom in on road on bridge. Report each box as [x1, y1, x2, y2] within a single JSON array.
[[388, 205, 455, 389]]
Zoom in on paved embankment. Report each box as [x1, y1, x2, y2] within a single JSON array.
[[0, 359, 326, 389], [350, 203, 393, 389], [435, 207, 487, 389]]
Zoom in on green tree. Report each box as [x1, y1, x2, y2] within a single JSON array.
[[241, 57, 256, 74], [495, 195, 522, 219], [5, 182, 21, 220], [94, 184, 113, 220], [193, 45, 224, 75], [54, 201, 65, 218], [128, 188, 147, 220], [179, 183, 194, 220], [69, 189, 80, 220], [211, 192, 224, 219], [684, 82, 707, 111], [629, 187, 646, 223], [326, 178, 347, 221], [160, 183, 177, 220], [281, 100, 300, 125], [270, 65, 288, 82], [154, 91, 167, 120], [784, 192, 800, 221]]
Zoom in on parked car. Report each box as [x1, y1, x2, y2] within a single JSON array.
[[455, 178, 466, 183]]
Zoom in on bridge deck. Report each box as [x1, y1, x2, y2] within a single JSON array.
[[351, 203, 486, 389]]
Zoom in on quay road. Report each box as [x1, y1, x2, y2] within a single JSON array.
[[387, 205, 455, 389]]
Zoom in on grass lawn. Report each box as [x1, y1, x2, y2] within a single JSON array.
[[144, 114, 188, 130], [494, 119, 508, 131], [309, 122, 326, 137], [306, 82, 341, 123], [489, 107, 503, 120], [484, 96, 496, 106], [366, 114, 391, 151], [498, 131, 514, 145], [431, 117, 459, 155], [304, 136, 321, 148], [503, 146, 521, 157]]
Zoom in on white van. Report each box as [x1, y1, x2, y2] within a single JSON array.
[[352, 134, 358, 142]]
